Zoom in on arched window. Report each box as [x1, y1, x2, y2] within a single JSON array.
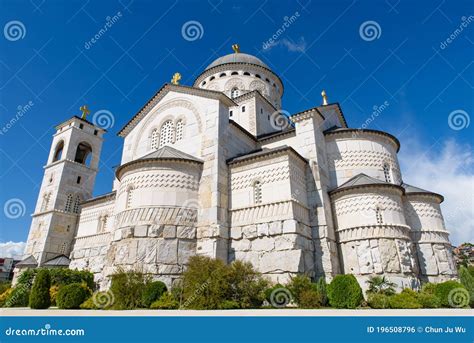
[[253, 181, 262, 204], [53, 141, 64, 162], [98, 215, 108, 233], [74, 142, 92, 166], [231, 88, 240, 98], [255, 74, 261, 79], [243, 72, 250, 76], [231, 71, 238, 75], [151, 128, 159, 150], [41, 193, 50, 212], [65, 194, 73, 212], [376, 207, 383, 225], [73, 195, 81, 214], [176, 120, 184, 141], [383, 163, 392, 183], [159, 120, 175, 147], [126, 187, 134, 209], [265, 78, 270, 83], [59, 242, 68, 255], [201, 81, 206, 86], [209, 76, 215, 81], [219, 73, 227, 77]]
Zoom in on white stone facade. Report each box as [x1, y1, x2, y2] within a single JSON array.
[[18, 50, 457, 290]]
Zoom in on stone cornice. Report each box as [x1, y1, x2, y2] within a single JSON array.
[[336, 224, 411, 243], [117, 83, 237, 137], [257, 129, 296, 142], [32, 209, 79, 218], [404, 192, 444, 204], [193, 62, 284, 97], [329, 182, 405, 198], [227, 146, 307, 167], [324, 128, 401, 153], [290, 107, 325, 123], [115, 157, 203, 181], [44, 158, 98, 172]]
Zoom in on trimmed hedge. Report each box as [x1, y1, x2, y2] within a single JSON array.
[[150, 292, 179, 310], [142, 281, 167, 308], [435, 281, 466, 307], [367, 293, 390, 309], [57, 283, 90, 309], [389, 289, 422, 309], [327, 275, 363, 309], [29, 269, 51, 309], [416, 292, 440, 308]]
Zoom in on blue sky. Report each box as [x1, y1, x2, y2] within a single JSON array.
[[0, 0, 473, 256]]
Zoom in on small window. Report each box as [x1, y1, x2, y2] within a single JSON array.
[[376, 207, 383, 225], [220, 73, 226, 77], [201, 81, 206, 86], [49, 174, 53, 183], [98, 215, 108, 233], [176, 120, 184, 141], [41, 193, 50, 212], [210, 76, 215, 81], [65, 193, 73, 212], [151, 128, 159, 150], [242, 106, 246, 113], [53, 141, 64, 162], [126, 187, 134, 209], [59, 242, 68, 255], [255, 74, 261, 79], [79, 123, 84, 129], [73, 195, 81, 214], [74, 142, 92, 165], [94, 130, 98, 135], [260, 108, 263, 114], [76, 176, 81, 184], [231, 87, 240, 98], [383, 163, 392, 183], [254, 181, 262, 204], [229, 110, 233, 117], [243, 72, 250, 76], [273, 83, 276, 88], [267, 114, 270, 120], [159, 120, 175, 148], [265, 78, 270, 83], [231, 71, 238, 75]]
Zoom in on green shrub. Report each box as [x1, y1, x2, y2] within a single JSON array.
[[29, 269, 51, 309], [0, 281, 11, 294], [218, 300, 240, 309], [416, 292, 440, 308], [16, 269, 36, 286], [435, 280, 467, 307], [226, 260, 268, 309], [4, 285, 30, 307], [49, 268, 95, 290], [459, 266, 474, 306], [298, 289, 322, 309], [286, 275, 313, 304], [49, 285, 60, 306], [389, 290, 422, 309], [264, 284, 285, 303], [79, 297, 97, 310], [181, 256, 229, 310], [141, 281, 167, 308], [56, 283, 90, 309], [0, 288, 12, 307], [110, 268, 150, 310], [314, 277, 328, 306], [327, 275, 363, 309], [366, 276, 396, 296], [367, 293, 390, 309], [150, 292, 179, 310], [421, 282, 437, 295]]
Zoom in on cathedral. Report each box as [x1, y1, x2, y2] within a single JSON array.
[[15, 46, 457, 291]]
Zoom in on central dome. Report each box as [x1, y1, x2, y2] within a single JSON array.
[[205, 53, 270, 71]]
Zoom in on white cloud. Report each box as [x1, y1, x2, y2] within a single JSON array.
[[0, 241, 26, 259], [265, 37, 307, 53], [399, 138, 474, 246]]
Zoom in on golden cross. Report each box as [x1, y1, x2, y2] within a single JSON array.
[[80, 105, 90, 119], [321, 90, 328, 106], [232, 44, 240, 53], [171, 72, 181, 85]]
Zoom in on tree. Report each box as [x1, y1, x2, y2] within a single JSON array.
[[29, 269, 51, 309]]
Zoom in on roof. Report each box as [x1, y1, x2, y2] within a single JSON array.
[[323, 127, 400, 152], [206, 53, 270, 70], [329, 173, 404, 196], [15, 255, 38, 267], [115, 146, 203, 181], [117, 83, 236, 137], [55, 116, 107, 132], [81, 191, 116, 206], [227, 145, 307, 165], [402, 182, 444, 202], [43, 255, 70, 267]]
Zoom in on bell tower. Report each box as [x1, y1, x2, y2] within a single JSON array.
[[22, 109, 105, 266]]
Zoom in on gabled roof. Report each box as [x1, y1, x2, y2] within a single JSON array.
[[329, 173, 404, 196], [15, 255, 38, 267], [139, 145, 203, 163], [117, 83, 237, 137], [402, 182, 444, 202], [290, 103, 348, 129], [43, 255, 70, 267]]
